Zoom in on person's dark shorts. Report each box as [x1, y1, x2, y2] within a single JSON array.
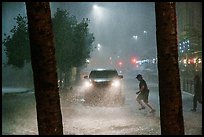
[[137, 90, 149, 103]]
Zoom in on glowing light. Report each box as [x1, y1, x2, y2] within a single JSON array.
[[183, 59, 187, 64], [118, 61, 123, 66], [198, 58, 202, 63], [133, 35, 138, 40], [93, 4, 99, 9], [112, 80, 120, 87], [86, 59, 90, 63], [193, 58, 197, 64], [92, 4, 104, 21], [84, 81, 92, 88], [97, 43, 101, 51], [131, 57, 137, 64]]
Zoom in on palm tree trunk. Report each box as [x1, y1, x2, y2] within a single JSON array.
[[26, 2, 63, 135], [155, 2, 184, 135]]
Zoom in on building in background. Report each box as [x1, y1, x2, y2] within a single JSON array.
[[176, 2, 202, 77]]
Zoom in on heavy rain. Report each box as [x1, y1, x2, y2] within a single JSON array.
[[2, 2, 202, 135]]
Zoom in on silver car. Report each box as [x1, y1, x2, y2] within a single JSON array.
[[83, 69, 125, 105]]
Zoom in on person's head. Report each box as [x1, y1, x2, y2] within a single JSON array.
[[136, 74, 143, 81]]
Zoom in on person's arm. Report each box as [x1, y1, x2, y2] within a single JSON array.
[[136, 91, 140, 94], [136, 85, 145, 94]]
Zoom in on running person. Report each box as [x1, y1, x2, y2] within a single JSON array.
[[135, 74, 155, 113]]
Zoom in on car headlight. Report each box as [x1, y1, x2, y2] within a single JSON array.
[[84, 80, 92, 88], [111, 80, 120, 87]]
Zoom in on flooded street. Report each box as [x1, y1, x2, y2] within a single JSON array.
[[60, 78, 161, 135], [61, 104, 160, 135], [2, 78, 202, 135]]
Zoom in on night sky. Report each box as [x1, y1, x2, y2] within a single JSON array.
[[2, 2, 157, 70]]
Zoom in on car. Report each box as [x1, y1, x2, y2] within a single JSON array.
[[82, 68, 125, 105]]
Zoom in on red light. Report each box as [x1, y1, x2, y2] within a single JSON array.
[[131, 57, 137, 64], [118, 61, 123, 66], [188, 58, 195, 64]]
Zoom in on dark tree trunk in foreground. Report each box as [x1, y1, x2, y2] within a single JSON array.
[[155, 2, 184, 135], [26, 2, 63, 135]]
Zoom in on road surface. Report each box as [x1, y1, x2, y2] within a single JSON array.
[[2, 78, 202, 135]]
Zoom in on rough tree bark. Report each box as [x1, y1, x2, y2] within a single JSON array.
[[26, 2, 63, 135], [155, 2, 184, 135]]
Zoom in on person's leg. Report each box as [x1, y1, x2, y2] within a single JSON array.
[[143, 91, 155, 112], [198, 96, 202, 104], [144, 102, 155, 113], [136, 95, 145, 109], [191, 95, 197, 111]]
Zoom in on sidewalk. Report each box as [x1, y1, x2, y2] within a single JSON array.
[[2, 87, 34, 95]]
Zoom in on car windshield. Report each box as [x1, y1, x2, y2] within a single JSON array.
[[89, 70, 118, 79]]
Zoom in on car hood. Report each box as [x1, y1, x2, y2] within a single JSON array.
[[90, 78, 114, 82]]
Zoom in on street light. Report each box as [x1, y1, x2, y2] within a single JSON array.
[[133, 35, 138, 40], [93, 4, 98, 10], [92, 4, 104, 22], [143, 30, 147, 34], [97, 43, 101, 51]]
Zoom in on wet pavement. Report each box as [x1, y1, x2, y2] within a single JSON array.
[[2, 78, 202, 135]]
